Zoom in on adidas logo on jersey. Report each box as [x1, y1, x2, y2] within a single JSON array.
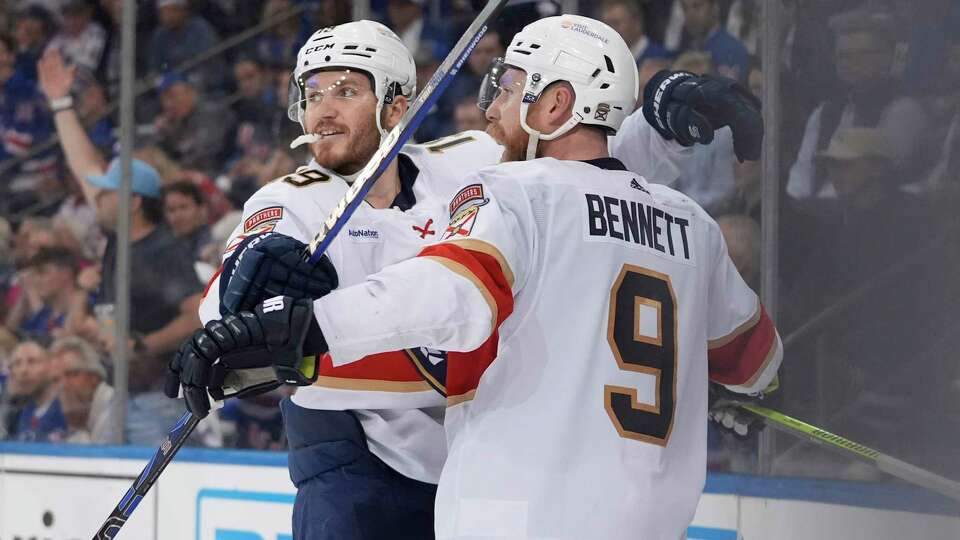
[[630, 178, 649, 194]]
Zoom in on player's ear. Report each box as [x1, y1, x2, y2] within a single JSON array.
[[381, 94, 409, 132], [541, 82, 575, 131]]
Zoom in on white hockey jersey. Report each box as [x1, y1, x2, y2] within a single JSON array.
[[200, 121, 694, 484], [313, 157, 782, 539]]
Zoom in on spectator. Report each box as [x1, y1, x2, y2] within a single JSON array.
[[716, 214, 760, 291], [599, 0, 672, 66], [162, 180, 210, 259], [672, 50, 713, 75], [9, 340, 67, 442], [232, 55, 276, 128], [0, 32, 56, 211], [432, 30, 503, 138], [45, 0, 106, 72], [51, 336, 117, 444], [453, 96, 487, 133], [13, 5, 54, 81], [35, 52, 206, 443], [786, 8, 928, 200], [149, 0, 224, 92], [69, 67, 114, 153], [388, 0, 452, 59], [83, 159, 204, 444], [152, 73, 236, 175], [676, 0, 749, 81], [254, 0, 304, 72], [134, 145, 232, 223], [230, 56, 280, 168], [0, 218, 14, 320], [0, 336, 29, 439], [98, 0, 154, 99], [637, 56, 672, 102], [5, 246, 83, 340]]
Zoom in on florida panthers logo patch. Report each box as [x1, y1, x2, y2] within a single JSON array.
[[443, 184, 489, 240]]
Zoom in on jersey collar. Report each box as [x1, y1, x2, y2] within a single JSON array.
[[392, 153, 419, 211], [581, 157, 627, 171]]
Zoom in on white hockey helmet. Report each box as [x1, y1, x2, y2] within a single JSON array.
[[479, 15, 639, 160], [287, 21, 417, 138]]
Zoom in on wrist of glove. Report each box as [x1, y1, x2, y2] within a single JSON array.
[[642, 69, 763, 162], [221, 231, 339, 315], [708, 382, 767, 440], [164, 295, 328, 418]]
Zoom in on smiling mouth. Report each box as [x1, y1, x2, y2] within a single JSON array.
[[314, 130, 345, 139]]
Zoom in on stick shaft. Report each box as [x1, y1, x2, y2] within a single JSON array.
[[92, 412, 200, 539], [742, 405, 960, 503]]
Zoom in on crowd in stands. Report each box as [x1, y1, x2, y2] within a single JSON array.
[[0, 0, 956, 480]]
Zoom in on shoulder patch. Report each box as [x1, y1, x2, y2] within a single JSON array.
[[244, 206, 283, 232], [448, 184, 489, 218]]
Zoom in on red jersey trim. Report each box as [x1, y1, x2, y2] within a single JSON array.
[[418, 242, 515, 402], [708, 304, 777, 386]]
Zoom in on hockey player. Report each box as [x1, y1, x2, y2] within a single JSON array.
[[168, 18, 765, 540]]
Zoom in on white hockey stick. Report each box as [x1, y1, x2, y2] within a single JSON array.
[[307, 0, 509, 262]]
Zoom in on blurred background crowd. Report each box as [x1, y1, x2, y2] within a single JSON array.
[[0, 0, 956, 485]]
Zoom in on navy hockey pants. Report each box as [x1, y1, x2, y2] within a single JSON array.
[[281, 398, 437, 540]]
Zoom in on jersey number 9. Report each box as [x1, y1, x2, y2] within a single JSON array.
[[605, 265, 678, 446]]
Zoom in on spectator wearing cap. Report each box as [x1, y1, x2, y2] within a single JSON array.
[[153, 72, 237, 175], [162, 180, 210, 260], [787, 8, 929, 200], [84, 157, 204, 444], [13, 5, 54, 81], [4, 246, 83, 340], [52, 336, 117, 444], [45, 1, 106, 72], [9, 340, 67, 442], [33, 51, 204, 444], [150, 0, 225, 92]]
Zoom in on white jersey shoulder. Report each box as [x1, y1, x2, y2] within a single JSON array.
[[402, 130, 503, 201]]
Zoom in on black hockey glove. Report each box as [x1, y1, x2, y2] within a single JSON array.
[[642, 70, 763, 162], [220, 231, 339, 315], [708, 382, 768, 440], [164, 296, 328, 418]]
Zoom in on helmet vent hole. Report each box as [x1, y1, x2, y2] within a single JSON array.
[[512, 49, 531, 56], [344, 45, 359, 50], [591, 68, 601, 78], [613, 106, 623, 110], [604, 55, 615, 73], [365, 47, 378, 52], [600, 83, 610, 89], [529, 43, 541, 49], [324, 56, 331, 62]]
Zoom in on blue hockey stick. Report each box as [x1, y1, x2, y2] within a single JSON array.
[[92, 412, 198, 539]]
